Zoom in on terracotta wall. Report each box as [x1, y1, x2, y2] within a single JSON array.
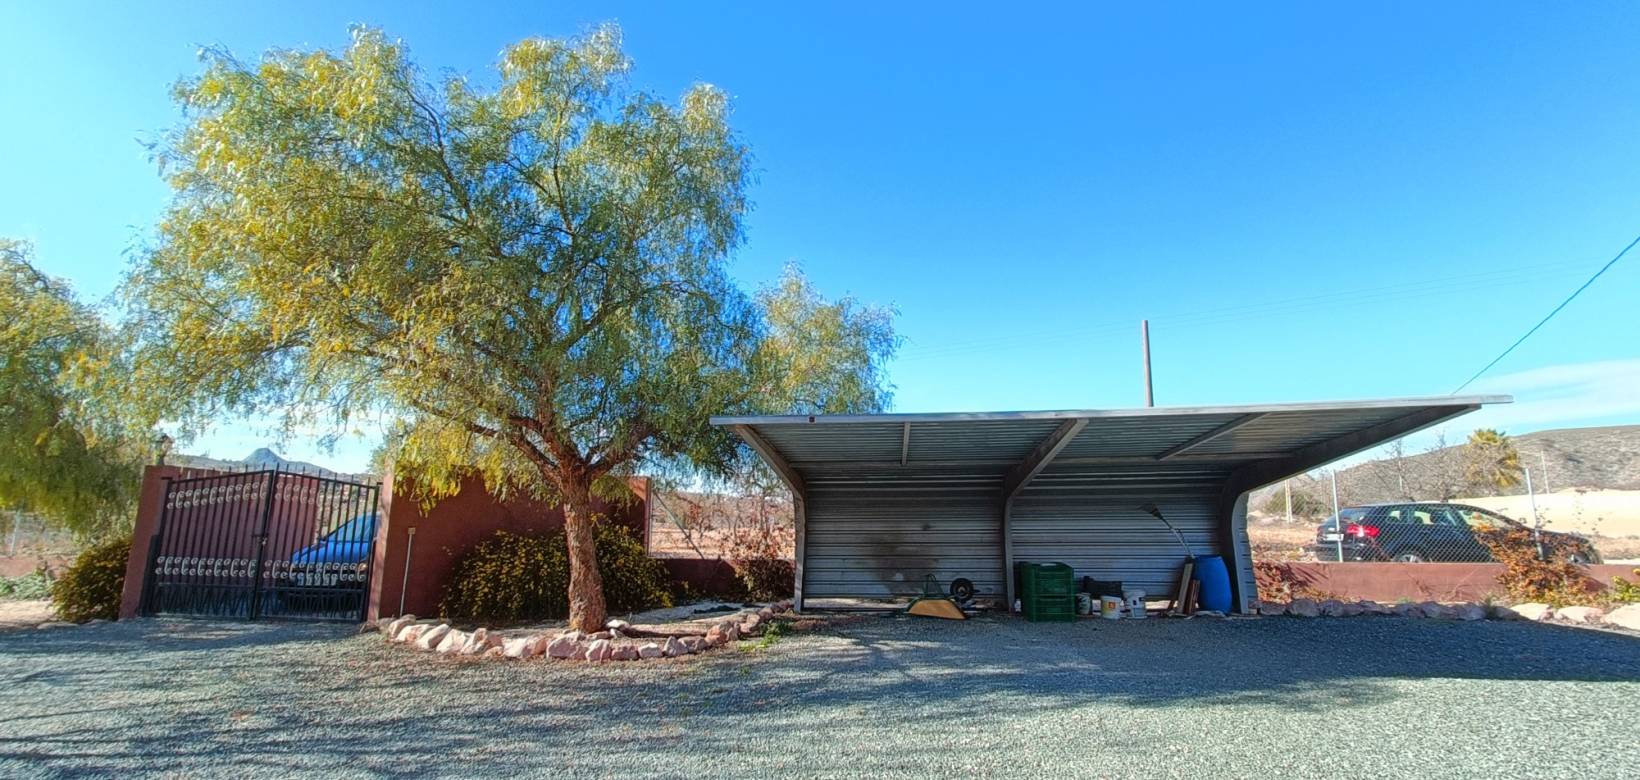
[[366, 471, 650, 620], [1273, 562, 1639, 603], [118, 464, 243, 619]]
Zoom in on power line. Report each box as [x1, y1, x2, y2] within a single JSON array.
[[1452, 232, 1640, 394]]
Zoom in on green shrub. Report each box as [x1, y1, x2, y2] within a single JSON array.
[[592, 523, 674, 616], [1611, 568, 1640, 604], [51, 537, 129, 622], [440, 521, 672, 623], [0, 570, 53, 600]]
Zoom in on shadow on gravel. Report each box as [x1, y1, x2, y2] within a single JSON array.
[[1, 614, 1637, 776], [775, 613, 1640, 713]]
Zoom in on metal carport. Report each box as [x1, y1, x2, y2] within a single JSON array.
[[713, 395, 1508, 614]]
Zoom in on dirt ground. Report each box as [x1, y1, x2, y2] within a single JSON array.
[[0, 600, 53, 630], [1463, 489, 1640, 537]]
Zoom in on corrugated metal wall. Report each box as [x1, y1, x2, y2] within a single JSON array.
[[1009, 464, 1230, 599], [803, 470, 1005, 600]]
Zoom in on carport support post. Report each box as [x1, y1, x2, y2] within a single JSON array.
[[1002, 497, 1016, 612]]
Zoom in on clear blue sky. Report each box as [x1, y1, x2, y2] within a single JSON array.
[[5, 2, 1639, 471]]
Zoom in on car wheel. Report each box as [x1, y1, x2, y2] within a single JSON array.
[[1565, 552, 1590, 565], [1393, 550, 1427, 563]]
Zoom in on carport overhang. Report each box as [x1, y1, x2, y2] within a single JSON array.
[[713, 395, 1509, 614]]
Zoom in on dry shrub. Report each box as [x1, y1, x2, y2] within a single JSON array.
[[1475, 528, 1598, 606], [441, 521, 672, 623], [1253, 560, 1334, 602], [51, 537, 129, 622], [726, 524, 794, 601]]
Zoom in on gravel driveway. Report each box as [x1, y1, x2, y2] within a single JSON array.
[[2, 614, 1637, 779]]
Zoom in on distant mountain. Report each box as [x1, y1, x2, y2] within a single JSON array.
[[171, 448, 367, 481], [1253, 424, 1640, 511]]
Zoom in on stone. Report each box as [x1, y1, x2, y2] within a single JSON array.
[[590, 631, 613, 641], [1340, 603, 1364, 617], [638, 642, 664, 659], [586, 638, 614, 662], [1603, 603, 1640, 632], [758, 607, 775, 621], [83, 619, 107, 625], [1257, 601, 1287, 617], [484, 646, 505, 658], [663, 637, 688, 657], [547, 635, 584, 659], [558, 630, 588, 643], [606, 619, 632, 632], [415, 624, 452, 651], [1417, 601, 1449, 619], [741, 614, 764, 634], [1554, 605, 1605, 624], [435, 629, 467, 654], [398, 623, 429, 644], [1318, 599, 1345, 617], [1287, 598, 1319, 618], [1453, 603, 1486, 621], [613, 644, 640, 661], [1357, 600, 1387, 615], [1392, 602, 1420, 617], [776, 599, 793, 612], [725, 623, 742, 641], [36, 621, 75, 629], [502, 637, 532, 659], [386, 617, 417, 641], [1505, 602, 1553, 621], [705, 625, 729, 646], [459, 628, 491, 655], [681, 636, 706, 653]]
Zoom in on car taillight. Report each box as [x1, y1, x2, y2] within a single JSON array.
[[1346, 523, 1380, 539]]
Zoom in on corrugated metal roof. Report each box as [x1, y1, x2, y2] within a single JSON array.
[[716, 395, 1508, 481]]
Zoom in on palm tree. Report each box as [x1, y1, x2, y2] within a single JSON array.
[[1462, 428, 1523, 496]]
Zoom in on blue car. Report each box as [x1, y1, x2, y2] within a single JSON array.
[[285, 513, 377, 588]]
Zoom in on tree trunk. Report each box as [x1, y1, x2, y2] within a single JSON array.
[[562, 483, 608, 633]]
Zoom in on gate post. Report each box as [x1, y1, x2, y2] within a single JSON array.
[[137, 477, 176, 617], [247, 468, 281, 620]]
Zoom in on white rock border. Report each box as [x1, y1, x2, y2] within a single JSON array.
[[370, 600, 797, 663], [1254, 598, 1640, 631]]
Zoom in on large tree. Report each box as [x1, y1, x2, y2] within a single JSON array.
[[0, 240, 143, 538], [122, 27, 895, 630]]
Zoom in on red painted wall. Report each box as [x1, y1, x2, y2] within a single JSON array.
[[366, 471, 650, 620], [1272, 562, 1639, 603]]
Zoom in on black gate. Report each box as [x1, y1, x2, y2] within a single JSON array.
[[140, 468, 382, 622]]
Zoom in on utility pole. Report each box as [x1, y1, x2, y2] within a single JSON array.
[[1539, 451, 1550, 494], [1284, 480, 1292, 524], [1141, 320, 1154, 407]]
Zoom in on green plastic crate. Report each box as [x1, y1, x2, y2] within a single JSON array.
[[1016, 561, 1075, 600], [1024, 594, 1076, 622]]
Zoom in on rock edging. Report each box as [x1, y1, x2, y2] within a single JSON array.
[[1255, 598, 1640, 631], [372, 600, 796, 663]]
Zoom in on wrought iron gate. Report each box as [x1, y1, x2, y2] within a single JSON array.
[[140, 469, 382, 622]]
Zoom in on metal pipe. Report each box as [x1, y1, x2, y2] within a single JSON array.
[[1331, 470, 1343, 563], [1141, 319, 1154, 407], [398, 526, 416, 617], [1526, 468, 1543, 559]]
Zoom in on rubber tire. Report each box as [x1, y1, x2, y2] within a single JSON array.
[[1394, 550, 1427, 563]]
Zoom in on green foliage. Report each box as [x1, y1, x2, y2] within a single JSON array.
[[0, 570, 53, 600], [1611, 569, 1640, 604], [1462, 428, 1523, 496], [738, 618, 791, 652], [120, 24, 895, 629], [441, 521, 670, 622], [50, 537, 130, 622], [0, 241, 145, 538]]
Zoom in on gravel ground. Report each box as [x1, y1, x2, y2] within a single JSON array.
[[2, 614, 1638, 779]]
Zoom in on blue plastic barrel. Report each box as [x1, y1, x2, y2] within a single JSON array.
[[1192, 555, 1233, 613]]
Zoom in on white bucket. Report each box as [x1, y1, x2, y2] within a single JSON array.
[[1124, 589, 1147, 619], [1099, 595, 1123, 619]]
